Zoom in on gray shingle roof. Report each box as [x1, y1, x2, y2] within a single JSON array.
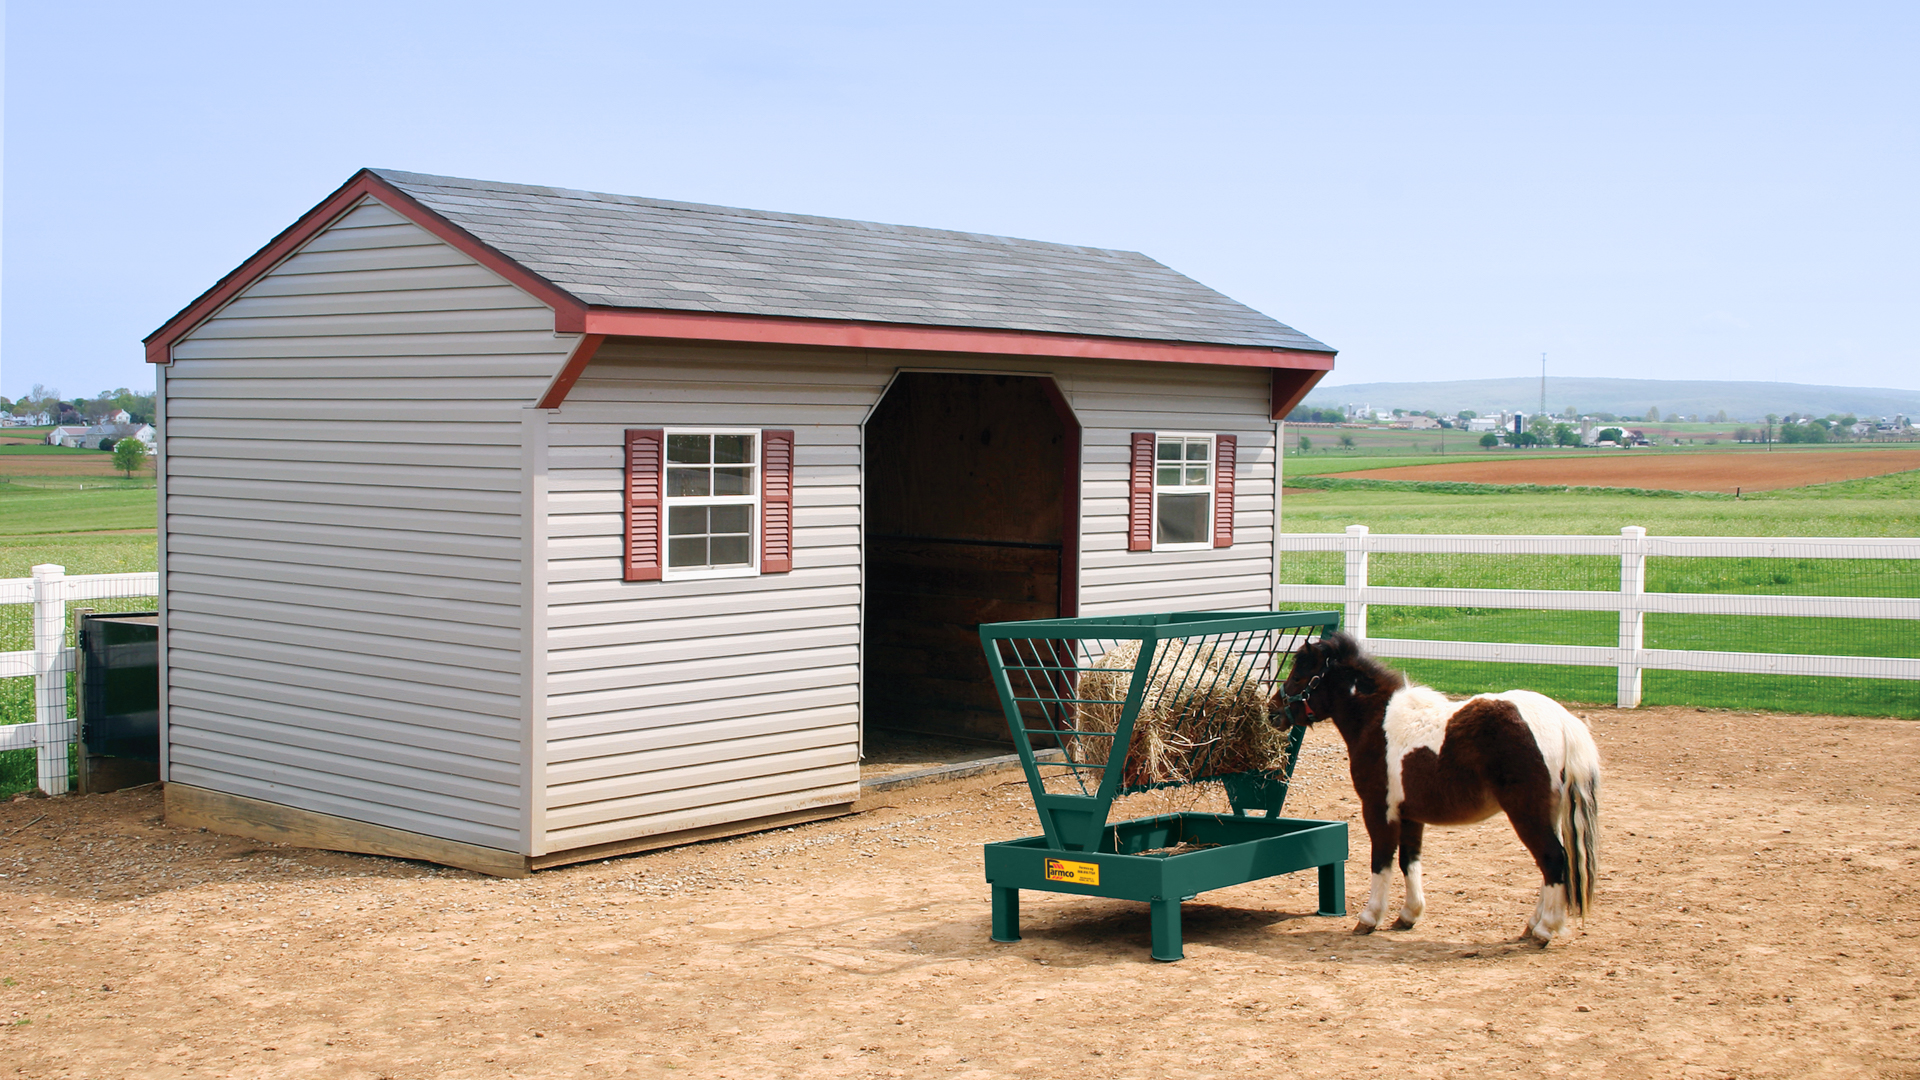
[[372, 170, 1332, 353]]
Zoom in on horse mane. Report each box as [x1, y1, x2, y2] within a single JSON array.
[[1318, 631, 1410, 696]]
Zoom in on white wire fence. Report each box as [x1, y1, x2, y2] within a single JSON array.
[[0, 565, 160, 794], [1277, 526, 1920, 715]]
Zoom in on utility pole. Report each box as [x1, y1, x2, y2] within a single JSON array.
[[1540, 352, 1547, 420]]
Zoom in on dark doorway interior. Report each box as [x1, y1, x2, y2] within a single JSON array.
[[864, 372, 1074, 745]]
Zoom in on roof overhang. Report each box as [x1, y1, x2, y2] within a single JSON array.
[[146, 169, 1335, 416]]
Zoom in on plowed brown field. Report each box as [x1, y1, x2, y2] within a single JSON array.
[[0, 449, 127, 478], [1329, 447, 1920, 493]]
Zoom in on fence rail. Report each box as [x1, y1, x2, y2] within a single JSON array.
[[1276, 525, 1920, 707], [0, 564, 160, 793]]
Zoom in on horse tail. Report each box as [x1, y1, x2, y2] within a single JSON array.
[[1558, 716, 1602, 918]]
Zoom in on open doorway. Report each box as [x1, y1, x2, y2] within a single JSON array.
[[862, 372, 1078, 771]]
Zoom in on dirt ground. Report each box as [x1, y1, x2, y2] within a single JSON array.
[[1331, 447, 1920, 493], [2, 705, 1916, 1080]]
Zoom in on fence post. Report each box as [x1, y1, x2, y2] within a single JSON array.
[[1617, 527, 1646, 708], [1344, 524, 1370, 641], [30, 564, 71, 795]]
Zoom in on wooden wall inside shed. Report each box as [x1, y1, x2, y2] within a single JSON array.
[[863, 373, 1065, 744]]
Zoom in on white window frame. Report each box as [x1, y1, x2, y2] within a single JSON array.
[[1151, 431, 1215, 552], [661, 427, 762, 581]]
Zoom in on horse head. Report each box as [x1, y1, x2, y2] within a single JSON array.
[[1272, 631, 1389, 728]]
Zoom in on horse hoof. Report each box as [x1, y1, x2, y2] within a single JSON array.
[[1352, 921, 1377, 935], [1391, 916, 1416, 931], [1525, 928, 1554, 947]]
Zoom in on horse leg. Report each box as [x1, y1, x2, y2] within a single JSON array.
[[1355, 807, 1400, 934], [1391, 820, 1426, 930], [1503, 806, 1570, 946]]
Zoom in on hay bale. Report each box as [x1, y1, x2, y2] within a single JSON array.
[[1072, 639, 1290, 788]]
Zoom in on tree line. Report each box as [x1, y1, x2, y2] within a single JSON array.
[[1, 384, 156, 425]]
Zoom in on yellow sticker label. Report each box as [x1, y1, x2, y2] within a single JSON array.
[[1045, 859, 1100, 886]]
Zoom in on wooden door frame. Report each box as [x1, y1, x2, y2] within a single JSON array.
[[857, 368, 1083, 752]]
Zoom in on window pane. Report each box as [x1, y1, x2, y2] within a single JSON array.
[[1156, 441, 1182, 461], [667, 434, 711, 464], [713, 434, 754, 464], [712, 466, 754, 496], [1156, 466, 1182, 487], [668, 505, 710, 535], [710, 504, 752, 534], [709, 535, 751, 566], [668, 536, 709, 567], [666, 468, 711, 498], [1186, 465, 1209, 485], [1186, 441, 1210, 462], [1156, 493, 1208, 545]]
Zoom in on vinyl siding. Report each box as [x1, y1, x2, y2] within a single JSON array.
[[162, 197, 573, 853], [1070, 363, 1278, 615], [540, 343, 1276, 852]]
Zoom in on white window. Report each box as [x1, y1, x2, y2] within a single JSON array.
[[663, 429, 760, 579], [1153, 433, 1214, 550]]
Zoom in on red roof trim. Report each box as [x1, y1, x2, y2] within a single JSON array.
[[144, 169, 586, 364], [575, 306, 1334, 372], [536, 333, 605, 410], [1270, 368, 1330, 421]]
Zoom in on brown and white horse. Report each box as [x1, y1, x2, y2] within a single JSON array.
[[1273, 632, 1601, 945]]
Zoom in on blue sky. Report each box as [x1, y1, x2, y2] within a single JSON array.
[[3, 1, 1915, 401]]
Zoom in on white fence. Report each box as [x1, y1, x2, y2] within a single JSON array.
[[1276, 526, 1920, 707], [0, 564, 160, 794]]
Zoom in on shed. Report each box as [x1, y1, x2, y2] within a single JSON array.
[[144, 169, 1336, 875]]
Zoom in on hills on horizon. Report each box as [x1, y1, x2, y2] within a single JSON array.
[[1302, 377, 1920, 422]]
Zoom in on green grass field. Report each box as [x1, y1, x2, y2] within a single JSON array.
[[1279, 467, 1920, 717], [0, 443, 93, 455], [0, 485, 158, 536], [0, 483, 158, 795], [1279, 466, 1920, 537]]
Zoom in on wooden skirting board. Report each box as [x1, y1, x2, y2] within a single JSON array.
[[165, 784, 534, 877], [527, 803, 853, 871], [164, 784, 856, 878]]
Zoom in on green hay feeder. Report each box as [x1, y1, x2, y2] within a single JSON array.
[[978, 611, 1348, 961]]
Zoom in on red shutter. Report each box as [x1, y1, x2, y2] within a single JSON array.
[[761, 429, 795, 573], [624, 429, 664, 582], [1128, 432, 1155, 552], [1213, 434, 1237, 548]]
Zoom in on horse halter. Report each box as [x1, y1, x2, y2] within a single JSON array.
[[1274, 670, 1325, 724]]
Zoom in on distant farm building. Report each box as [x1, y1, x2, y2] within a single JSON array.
[[75, 423, 156, 450], [143, 169, 1337, 875]]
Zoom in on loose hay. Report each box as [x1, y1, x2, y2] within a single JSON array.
[[1072, 639, 1291, 788]]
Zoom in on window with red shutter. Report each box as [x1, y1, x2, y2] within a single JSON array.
[[624, 429, 664, 581], [628, 428, 785, 581], [1135, 432, 1236, 551], [760, 429, 795, 573]]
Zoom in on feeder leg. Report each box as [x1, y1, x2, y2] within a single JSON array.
[[1317, 861, 1347, 918], [990, 886, 1021, 943], [1150, 898, 1184, 962]]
